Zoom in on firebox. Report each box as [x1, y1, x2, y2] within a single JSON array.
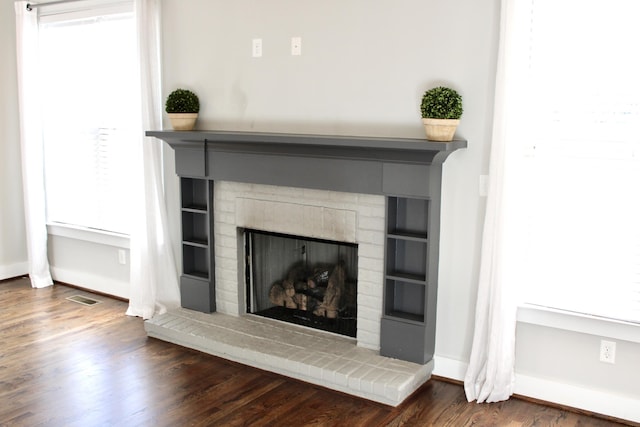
[[244, 229, 358, 337]]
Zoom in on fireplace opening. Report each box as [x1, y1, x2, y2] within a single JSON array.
[[244, 229, 358, 337]]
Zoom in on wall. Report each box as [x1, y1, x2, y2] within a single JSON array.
[[47, 235, 130, 298], [160, 0, 640, 422], [0, 0, 28, 279]]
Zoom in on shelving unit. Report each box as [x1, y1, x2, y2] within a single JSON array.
[[381, 196, 437, 364], [179, 177, 215, 312]]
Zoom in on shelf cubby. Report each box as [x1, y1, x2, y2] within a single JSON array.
[[384, 279, 425, 323], [385, 238, 427, 282], [181, 178, 208, 211], [387, 197, 428, 238], [182, 245, 209, 279], [182, 211, 208, 245]]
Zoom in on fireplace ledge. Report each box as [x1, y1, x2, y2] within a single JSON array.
[[145, 308, 432, 406], [147, 130, 467, 196]]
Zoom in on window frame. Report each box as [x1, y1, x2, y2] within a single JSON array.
[[507, 0, 640, 326], [37, 0, 138, 237]]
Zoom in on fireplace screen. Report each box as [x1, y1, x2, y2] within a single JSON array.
[[245, 229, 358, 337]]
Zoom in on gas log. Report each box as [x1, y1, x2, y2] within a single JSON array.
[[268, 262, 352, 318]]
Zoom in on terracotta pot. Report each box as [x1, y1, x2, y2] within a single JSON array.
[[422, 118, 460, 142], [168, 113, 198, 131]]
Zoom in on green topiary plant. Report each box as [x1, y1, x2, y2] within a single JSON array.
[[420, 86, 463, 119], [165, 88, 200, 114]]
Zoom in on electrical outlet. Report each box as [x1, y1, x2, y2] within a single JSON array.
[[252, 38, 262, 57], [599, 340, 616, 364], [479, 174, 489, 197], [118, 249, 127, 265], [291, 37, 302, 56]]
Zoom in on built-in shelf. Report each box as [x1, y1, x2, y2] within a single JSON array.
[[385, 272, 427, 285], [179, 177, 215, 312], [381, 195, 436, 364], [386, 232, 428, 242], [182, 207, 207, 214]]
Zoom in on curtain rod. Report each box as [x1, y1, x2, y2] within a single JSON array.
[[26, 0, 86, 12]]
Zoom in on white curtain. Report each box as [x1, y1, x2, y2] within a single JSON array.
[[14, 1, 54, 289], [126, 0, 180, 319], [464, 0, 529, 403]]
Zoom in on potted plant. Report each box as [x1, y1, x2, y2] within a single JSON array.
[[420, 86, 463, 142], [165, 88, 200, 131]]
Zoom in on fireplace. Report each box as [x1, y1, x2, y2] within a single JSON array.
[[245, 229, 358, 337], [145, 130, 466, 406], [220, 182, 385, 351]]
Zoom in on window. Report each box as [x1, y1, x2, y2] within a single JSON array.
[[513, 0, 640, 323], [38, 2, 138, 235]]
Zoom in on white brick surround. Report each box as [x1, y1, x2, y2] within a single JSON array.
[[213, 181, 386, 350]]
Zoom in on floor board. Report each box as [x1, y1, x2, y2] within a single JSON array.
[[0, 277, 635, 426]]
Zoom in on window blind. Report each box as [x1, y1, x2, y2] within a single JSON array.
[[518, 0, 640, 323], [39, 7, 137, 235]]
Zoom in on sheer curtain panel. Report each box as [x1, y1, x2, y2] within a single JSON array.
[[463, 0, 530, 403], [126, 0, 180, 319], [14, 1, 53, 288]]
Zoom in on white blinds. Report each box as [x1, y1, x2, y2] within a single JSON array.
[[518, 0, 640, 323], [39, 8, 137, 235]]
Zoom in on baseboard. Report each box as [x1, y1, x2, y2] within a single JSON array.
[[433, 355, 467, 381], [515, 373, 640, 424], [0, 262, 28, 281], [50, 266, 129, 300], [433, 355, 640, 424]]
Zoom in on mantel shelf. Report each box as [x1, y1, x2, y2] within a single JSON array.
[[148, 129, 467, 198], [147, 130, 466, 166]]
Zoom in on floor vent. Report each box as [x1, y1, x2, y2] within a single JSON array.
[[66, 295, 101, 306]]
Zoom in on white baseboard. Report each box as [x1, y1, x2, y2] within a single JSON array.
[[433, 355, 639, 424], [515, 373, 640, 423], [0, 262, 28, 281], [50, 266, 129, 300], [433, 355, 467, 381]]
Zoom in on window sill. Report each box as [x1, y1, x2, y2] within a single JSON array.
[[47, 223, 130, 249], [517, 304, 640, 344]]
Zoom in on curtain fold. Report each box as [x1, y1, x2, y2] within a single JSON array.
[[126, 0, 180, 319], [463, 0, 527, 403], [14, 1, 54, 289]]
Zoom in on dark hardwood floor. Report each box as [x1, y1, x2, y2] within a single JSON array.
[[1, 276, 635, 427]]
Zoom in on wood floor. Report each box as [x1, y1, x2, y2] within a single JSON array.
[[1, 277, 635, 427]]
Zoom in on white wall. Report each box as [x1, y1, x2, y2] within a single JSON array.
[[47, 236, 130, 298], [160, 0, 640, 422], [0, 0, 28, 279]]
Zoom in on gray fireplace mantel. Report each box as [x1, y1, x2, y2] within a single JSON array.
[[146, 130, 466, 198], [148, 129, 466, 365]]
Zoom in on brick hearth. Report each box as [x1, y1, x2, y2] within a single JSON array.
[[145, 308, 431, 406]]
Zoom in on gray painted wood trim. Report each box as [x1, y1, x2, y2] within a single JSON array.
[[147, 130, 466, 197], [147, 130, 466, 155]]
